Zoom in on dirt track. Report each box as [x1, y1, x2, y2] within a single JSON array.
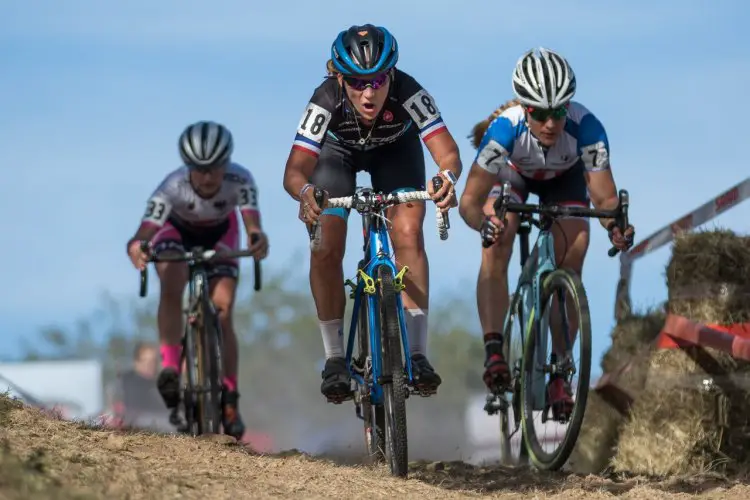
[[1, 396, 749, 499]]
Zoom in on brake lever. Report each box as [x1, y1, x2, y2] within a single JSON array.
[[607, 189, 630, 257]]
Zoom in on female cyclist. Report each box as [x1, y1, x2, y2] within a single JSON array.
[[458, 47, 634, 414], [282, 24, 462, 402]]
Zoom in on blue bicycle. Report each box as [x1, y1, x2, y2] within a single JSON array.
[[309, 177, 449, 477], [483, 180, 630, 471]]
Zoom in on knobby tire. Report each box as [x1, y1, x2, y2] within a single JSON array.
[[521, 268, 592, 471], [378, 265, 408, 477], [500, 291, 529, 466]]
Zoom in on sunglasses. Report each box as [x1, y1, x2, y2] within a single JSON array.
[[526, 105, 568, 122], [343, 72, 389, 91]]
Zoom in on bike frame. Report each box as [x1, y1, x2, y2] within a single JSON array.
[[506, 215, 570, 412], [344, 209, 413, 407]]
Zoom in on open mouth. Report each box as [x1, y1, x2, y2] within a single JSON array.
[[362, 103, 375, 112]]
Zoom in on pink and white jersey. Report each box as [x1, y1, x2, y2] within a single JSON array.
[[140, 163, 260, 229]]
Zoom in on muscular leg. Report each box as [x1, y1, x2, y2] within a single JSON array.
[[210, 276, 239, 390], [154, 256, 188, 408], [476, 197, 520, 336], [210, 274, 246, 439], [549, 217, 590, 355]]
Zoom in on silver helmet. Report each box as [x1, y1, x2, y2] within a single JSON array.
[[512, 47, 576, 109], [178, 121, 234, 168]]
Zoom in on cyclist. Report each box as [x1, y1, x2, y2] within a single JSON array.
[[125, 120, 269, 439], [458, 48, 634, 416], [282, 24, 462, 402]]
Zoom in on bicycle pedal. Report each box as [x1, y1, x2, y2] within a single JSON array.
[[325, 393, 353, 405]]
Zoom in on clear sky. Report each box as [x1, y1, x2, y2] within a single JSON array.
[[2, 1, 748, 378]]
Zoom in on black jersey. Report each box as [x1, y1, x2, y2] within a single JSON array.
[[291, 69, 448, 156]]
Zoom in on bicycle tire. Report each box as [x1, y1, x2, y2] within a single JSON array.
[[520, 268, 592, 471], [499, 291, 529, 466], [183, 317, 200, 436], [197, 297, 223, 435], [377, 265, 409, 477], [357, 284, 386, 464]]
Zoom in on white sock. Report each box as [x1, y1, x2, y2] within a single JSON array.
[[319, 319, 344, 359], [405, 308, 428, 356]]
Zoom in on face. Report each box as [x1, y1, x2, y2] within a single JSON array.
[[134, 347, 158, 379], [338, 71, 391, 121], [189, 161, 227, 197], [525, 105, 568, 147]]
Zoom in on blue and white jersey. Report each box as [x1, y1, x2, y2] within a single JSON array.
[[474, 102, 610, 181]]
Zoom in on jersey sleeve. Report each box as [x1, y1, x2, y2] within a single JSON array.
[[237, 171, 260, 214], [292, 81, 336, 158], [398, 72, 448, 142], [140, 177, 174, 228], [473, 115, 517, 175], [577, 112, 610, 172]]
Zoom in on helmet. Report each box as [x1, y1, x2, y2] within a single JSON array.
[[512, 47, 576, 109], [178, 121, 233, 168], [331, 24, 399, 76]]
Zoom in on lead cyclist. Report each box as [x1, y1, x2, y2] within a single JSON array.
[[125, 121, 269, 440], [282, 24, 462, 403], [458, 48, 635, 416]]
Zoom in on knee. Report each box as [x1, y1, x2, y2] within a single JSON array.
[[311, 217, 346, 266], [557, 222, 590, 271], [157, 263, 187, 301], [481, 239, 513, 276], [390, 219, 424, 254]]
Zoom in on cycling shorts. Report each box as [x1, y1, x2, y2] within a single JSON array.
[[150, 211, 241, 279], [489, 160, 590, 219], [310, 135, 426, 219]]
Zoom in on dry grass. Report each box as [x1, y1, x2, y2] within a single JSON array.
[[613, 230, 750, 477], [2, 395, 750, 498]]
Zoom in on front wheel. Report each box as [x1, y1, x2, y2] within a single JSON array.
[[378, 265, 408, 477], [521, 268, 592, 471]]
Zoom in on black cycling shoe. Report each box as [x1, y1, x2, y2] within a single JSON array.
[[157, 367, 180, 409], [410, 354, 442, 395], [222, 390, 246, 441], [320, 357, 352, 404]]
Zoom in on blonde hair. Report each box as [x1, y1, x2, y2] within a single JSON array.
[[326, 59, 339, 77], [469, 99, 521, 149]]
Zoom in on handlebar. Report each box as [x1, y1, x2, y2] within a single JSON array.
[[138, 237, 263, 298], [308, 175, 451, 252], [487, 180, 631, 257]]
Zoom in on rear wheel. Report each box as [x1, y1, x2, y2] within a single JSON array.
[[521, 269, 591, 471], [378, 265, 408, 477], [499, 290, 529, 466]]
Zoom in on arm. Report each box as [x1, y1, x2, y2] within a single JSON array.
[[576, 109, 618, 230], [459, 163, 498, 231], [283, 97, 332, 200], [283, 149, 319, 201], [459, 114, 514, 230], [585, 169, 620, 230], [424, 131, 463, 182], [125, 191, 172, 252]]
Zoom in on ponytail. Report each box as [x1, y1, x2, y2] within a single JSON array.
[[469, 99, 521, 149]]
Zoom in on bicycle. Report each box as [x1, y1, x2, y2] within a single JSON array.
[[483, 180, 630, 471], [307, 176, 450, 477], [137, 234, 262, 437]]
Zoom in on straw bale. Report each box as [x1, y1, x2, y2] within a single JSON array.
[[568, 391, 623, 474], [613, 229, 750, 476], [666, 229, 750, 324]]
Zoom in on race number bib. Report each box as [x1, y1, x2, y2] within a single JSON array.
[[142, 196, 171, 225], [403, 89, 441, 125], [297, 103, 333, 144]]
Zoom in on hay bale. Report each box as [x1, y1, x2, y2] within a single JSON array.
[[568, 391, 623, 474], [666, 229, 750, 324], [613, 229, 750, 476], [600, 309, 665, 375], [568, 311, 665, 474]]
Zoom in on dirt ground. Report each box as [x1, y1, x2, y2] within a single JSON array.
[[1, 396, 750, 499]]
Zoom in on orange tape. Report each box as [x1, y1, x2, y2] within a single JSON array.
[[658, 314, 750, 361]]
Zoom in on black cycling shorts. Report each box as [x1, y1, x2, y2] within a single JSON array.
[[310, 135, 426, 219]]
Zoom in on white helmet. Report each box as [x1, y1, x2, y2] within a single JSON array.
[[178, 121, 234, 168], [512, 47, 576, 109]]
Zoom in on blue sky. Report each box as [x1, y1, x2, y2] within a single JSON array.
[[2, 0, 748, 376]]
